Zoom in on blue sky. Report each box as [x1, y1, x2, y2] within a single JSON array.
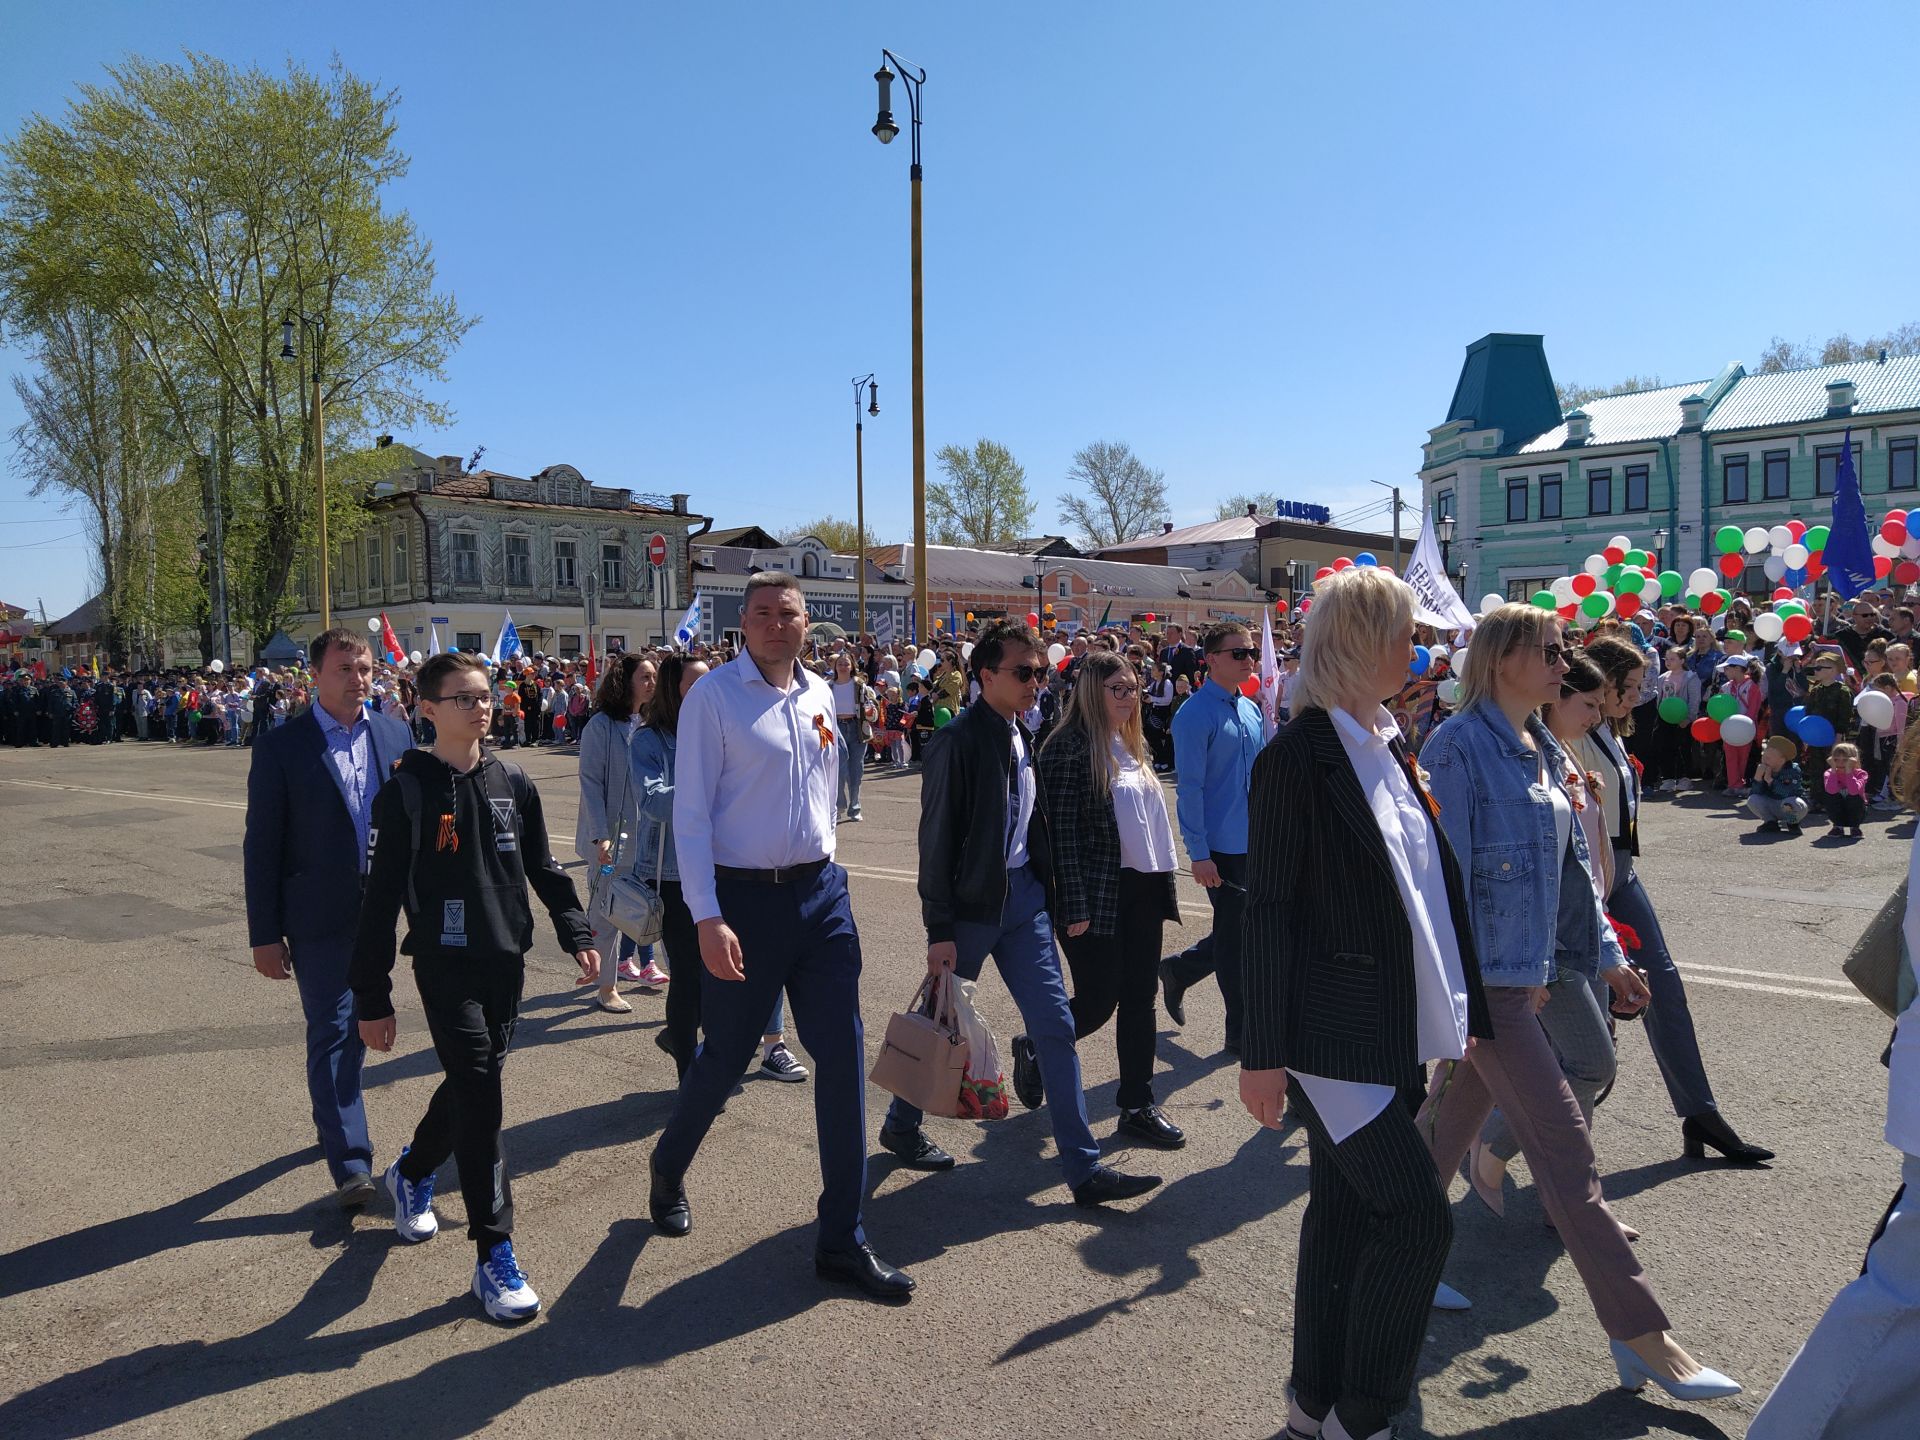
[[5, 0, 1919, 618]]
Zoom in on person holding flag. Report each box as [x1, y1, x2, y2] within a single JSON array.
[[494, 612, 523, 666], [673, 591, 704, 650], [1823, 426, 1879, 604]]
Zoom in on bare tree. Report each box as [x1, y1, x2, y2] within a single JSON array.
[[1554, 376, 1665, 411], [930, 439, 1033, 547], [1056, 440, 1169, 549], [1214, 491, 1280, 521], [1759, 325, 1920, 372]]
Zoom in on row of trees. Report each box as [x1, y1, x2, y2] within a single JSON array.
[[0, 53, 472, 661], [1556, 323, 1920, 411]]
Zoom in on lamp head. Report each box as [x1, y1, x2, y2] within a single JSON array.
[[1436, 516, 1455, 544], [872, 65, 898, 143], [867, 380, 879, 416], [279, 314, 296, 360]]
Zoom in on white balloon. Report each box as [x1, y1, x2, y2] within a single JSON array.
[[1784, 543, 1810, 567], [1480, 592, 1505, 615], [208, 658, 225, 673], [961, 642, 975, 661], [1437, 678, 1462, 704], [1550, 576, 1578, 604], [1719, 713, 1756, 747], [1046, 643, 1066, 665], [1608, 534, 1632, 553], [1903, 535, 1920, 559], [409, 649, 424, 665], [1742, 526, 1770, 555], [1583, 554, 1608, 577], [1429, 644, 1450, 660], [1857, 690, 1896, 730], [1752, 612, 1785, 643], [1763, 555, 1787, 581], [1766, 525, 1792, 551], [916, 648, 936, 669], [1687, 567, 1718, 596], [366, 617, 383, 634], [1873, 534, 1901, 559]]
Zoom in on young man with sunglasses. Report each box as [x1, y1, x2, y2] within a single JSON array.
[[890, 619, 1161, 1209], [1162, 622, 1266, 1055]]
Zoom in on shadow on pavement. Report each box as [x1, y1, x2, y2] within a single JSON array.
[[362, 987, 667, 1091]]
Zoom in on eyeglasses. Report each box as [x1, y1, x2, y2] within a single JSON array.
[[1212, 646, 1261, 662], [432, 691, 493, 710], [1538, 644, 1570, 667], [1103, 683, 1140, 700], [992, 664, 1043, 683]]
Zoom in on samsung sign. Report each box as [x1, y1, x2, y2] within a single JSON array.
[[1273, 500, 1332, 525]]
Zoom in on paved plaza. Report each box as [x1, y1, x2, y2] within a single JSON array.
[[0, 741, 1905, 1439]]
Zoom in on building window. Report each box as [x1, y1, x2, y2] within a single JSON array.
[[1763, 449, 1790, 500], [554, 539, 577, 589], [605, 633, 626, 653], [601, 543, 624, 591], [1506, 479, 1527, 523], [364, 535, 382, 590], [505, 534, 532, 588], [1587, 469, 1612, 515], [1723, 455, 1749, 504], [393, 530, 409, 586], [557, 632, 582, 658], [1506, 576, 1552, 601], [1623, 464, 1649, 512], [1893, 438, 1919, 492], [1540, 476, 1562, 520], [1435, 489, 1455, 521], [1058, 577, 1070, 598], [1815, 441, 1862, 497], [452, 531, 480, 584], [801, 551, 819, 578], [456, 631, 483, 653]]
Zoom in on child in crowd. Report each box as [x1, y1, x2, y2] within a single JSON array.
[[1654, 643, 1701, 792], [1748, 734, 1810, 835], [1822, 741, 1868, 839], [1721, 658, 1765, 796], [1865, 673, 1908, 805], [1886, 641, 1918, 697], [1801, 649, 1856, 779]]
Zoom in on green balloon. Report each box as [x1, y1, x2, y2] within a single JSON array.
[[1581, 592, 1609, 617], [1707, 693, 1738, 723], [1684, 591, 1704, 611], [1603, 563, 1623, 588], [1716, 588, 1733, 608], [1531, 590, 1557, 610], [1658, 569, 1683, 597], [1625, 549, 1649, 569], [1657, 695, 1688, 724], [1806, 525, 1830, 550], [1617, 570, 1646, 595], [1715, 524, 1744, 555]]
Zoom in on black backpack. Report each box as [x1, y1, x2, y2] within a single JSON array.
[[387, 759, 531, 913]]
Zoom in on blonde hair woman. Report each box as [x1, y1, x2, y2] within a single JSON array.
[[1037, 651, 1184, 1148]]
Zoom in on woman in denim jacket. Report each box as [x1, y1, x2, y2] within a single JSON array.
[[630, 654, 801, 1084], [1415, 604, 1740, 1403]]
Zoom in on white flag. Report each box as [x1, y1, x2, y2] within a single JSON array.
[[1403, 512, 1477, 631], [427, 623, 442, 657], [1259, 604, 1280, 740], [672, 591, 703, 650]]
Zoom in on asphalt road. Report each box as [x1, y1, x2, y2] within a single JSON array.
[[0, 736, 1906, 1439]]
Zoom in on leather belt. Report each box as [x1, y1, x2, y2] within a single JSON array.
[[714, 858, 830, 886]]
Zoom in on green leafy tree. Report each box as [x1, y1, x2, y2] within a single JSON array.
[[779, 516, 867, 554], [930, 439, 1033, 547], [1057, 440, 1169, 548], [0, 53, 475, 648], [1214, 491, 1280, 521]]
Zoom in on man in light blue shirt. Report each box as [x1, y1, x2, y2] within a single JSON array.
[[1163, 621, 1264, 1054]]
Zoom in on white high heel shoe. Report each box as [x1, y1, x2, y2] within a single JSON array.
[[1609, 1339, 1742, 1400]]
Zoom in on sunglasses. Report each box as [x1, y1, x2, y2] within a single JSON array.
[[1538, 644, 1570, 666], [1212, 646, 1261, 662], [992, 664, 1044, 683], [432, 692, 493, 710]]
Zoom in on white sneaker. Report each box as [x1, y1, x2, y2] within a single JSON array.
[[472, 1241, 541, 1322], [385, 1151, 439, 1243]]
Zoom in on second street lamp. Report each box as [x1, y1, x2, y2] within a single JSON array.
[[280, 311, 331, 631], [852, 374, 878, 641], [871, 50, 927, 641]]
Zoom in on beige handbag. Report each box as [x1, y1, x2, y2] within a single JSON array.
[[869, 973, 971, 1118], [1844, 880, 1915, 1018]]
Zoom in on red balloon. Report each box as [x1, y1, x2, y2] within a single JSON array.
[[1787, 520, 1807, 540], [1603, 546, 1625, 565], [1691, 716, 1721, 743], [1881, 521, 1907, 546], [1700, 591, 1726, 616], [1272, 599, 1290, 614], [1897, 561, 1920, 585], [1783, 614, 1813, 642], [1875, 556, 1894, 579], [1806, 554, 1826, 580], [1558, 603, 1578, 620], [1616, 592, 1642, 618], [1299, 598, 1312, 614], [1240, 677, 1261, 698], [1027, 612, 1039, 627], [1772, 586, 1793, 601], [1889, 509, 1909, 524], [1333, 557, 1353, 571], [1314, 566, 1333, 581], [1143, 612, 1155, 623], [1717, 552, 1745, 579], [1571, 573, 1597, 597]]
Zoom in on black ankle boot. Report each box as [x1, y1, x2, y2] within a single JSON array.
[[1682, 1111, 1774, 1165]]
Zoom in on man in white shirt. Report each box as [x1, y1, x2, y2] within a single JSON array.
[[646, 571, 913, 1303]]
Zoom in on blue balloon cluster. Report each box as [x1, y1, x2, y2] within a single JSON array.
[[1409, 645, 1432, 676], [1355, 552, 1378, 567], [1783, 704, 1835, 747]]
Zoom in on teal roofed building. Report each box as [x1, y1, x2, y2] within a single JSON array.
[[1420, 334, 1920, 604]]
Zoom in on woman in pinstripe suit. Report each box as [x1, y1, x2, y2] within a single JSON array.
[[1240, 567, 1493, 1440]]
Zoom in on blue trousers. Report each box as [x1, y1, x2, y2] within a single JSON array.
[[652, 864, 869, 1251], [289, 933, 372, 1184], [1609, 856, 1717, 1119], [886, 865, 1102, 1187]]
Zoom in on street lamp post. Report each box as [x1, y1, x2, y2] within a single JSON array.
[[1455, 558, 1469, 597], [1652, 526, 1670, 575], [871, 51, 927, 641], [1436, 515, 1455, 580], [852, 375, 878, 642], [280, 313, 330, 631]]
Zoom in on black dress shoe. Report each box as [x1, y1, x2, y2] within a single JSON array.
[[1682, 1111, 1774, 1165], [1118, 1105, 1186, 1149], [1011, 1034, 1044, 1110], [1159, 958, 1187, 1027], [878, 1123, 955, 1171], [1072, 1164, 1162, 1208], [815, 1244, 915, 1302], [648, 1158, 691, 1236]]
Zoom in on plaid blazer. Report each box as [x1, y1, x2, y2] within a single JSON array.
[[1035, 723, 1180, 937]]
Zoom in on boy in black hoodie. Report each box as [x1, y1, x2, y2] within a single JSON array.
[[351, 651, 598, 1322]]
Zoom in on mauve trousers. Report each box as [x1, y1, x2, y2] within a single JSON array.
[[1417, 985, 1669, 1341]]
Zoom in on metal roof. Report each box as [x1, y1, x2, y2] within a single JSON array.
[[1100, 515, 1264, 552], [1517, 380, 1712, 454], [1447, 333, 1564, 453], [1704, 354, 1920, 432]]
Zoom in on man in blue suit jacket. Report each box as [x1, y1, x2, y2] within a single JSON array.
[[244, 628, 413, 1204]]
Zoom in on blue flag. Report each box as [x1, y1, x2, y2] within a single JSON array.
[[1824, 426, 1876, 600], [908, 600, 916, 643], [672, 591, 703, 649], [493, 611, 522, 663], [945, 599, 957, 635]]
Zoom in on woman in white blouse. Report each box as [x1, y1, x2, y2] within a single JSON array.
[[1037, 651, 1186, 1149]]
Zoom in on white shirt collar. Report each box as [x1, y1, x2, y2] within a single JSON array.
[[1328, 703, 1399, 752]]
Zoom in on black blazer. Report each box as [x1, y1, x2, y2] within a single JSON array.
[[1035, 723, 1179, 936], [918, 700, 1054, 942], [1241, 706, 1492, 1089]]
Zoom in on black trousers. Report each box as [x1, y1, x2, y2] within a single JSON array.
[[399, 954, 524, 1258], [1165, 850, 1247, 1048], [1061, 869, 1166, 1110], [658, 880, 703, 1079], [1826, 791, 1867, 827], [1289, 1083, 1453, 1436]]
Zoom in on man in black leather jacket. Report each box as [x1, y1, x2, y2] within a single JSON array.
[[882, 620, 1160, 1210]]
